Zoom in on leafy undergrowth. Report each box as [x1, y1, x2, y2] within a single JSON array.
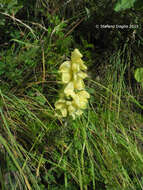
[[1, 61, 143, 190]]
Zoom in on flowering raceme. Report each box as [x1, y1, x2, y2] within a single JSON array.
[[55, 49, 90, 119]]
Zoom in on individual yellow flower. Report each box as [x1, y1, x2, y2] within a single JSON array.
[[59, 61, 72, 83], [76, 109, 83, 116], [74, 78, 85, 90], [72, 90, 90, 109], [71, 49, 83, 61], [64, 81, 75, 97], [67, 101, 83, 119], [73, 71, 87, 90], [79, 61, 87, 71], [55, 99, 68, 117], [76, 71, 88, 79], [59, 61, 71, 72], [78, 90, 90, 99], [72, 62, 80, 72], [71, 50, 87, 72], [68, 102, 76, 116], [64, 77, 85, 95], [72, 61, 87, 72]]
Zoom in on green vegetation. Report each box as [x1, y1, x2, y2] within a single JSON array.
[[0, 0, 143, 189]]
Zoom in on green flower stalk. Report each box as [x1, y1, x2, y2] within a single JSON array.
[[55, 49, 90, 119]]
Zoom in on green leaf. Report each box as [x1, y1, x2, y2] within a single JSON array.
[[7, 0, 17, 9], [134, 68, 143, 83], [85, 7, 90, 18], [114, 0, 136, 12]]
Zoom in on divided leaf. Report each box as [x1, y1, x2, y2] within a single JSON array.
[[114, 0, 136, 12]]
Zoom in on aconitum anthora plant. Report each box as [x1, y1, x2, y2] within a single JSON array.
[[55, 49, 90, 119]]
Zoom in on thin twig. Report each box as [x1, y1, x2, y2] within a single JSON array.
[[64, 17, 86, 38], [29, 21, 49, 32], [0, 12, 36, 38]]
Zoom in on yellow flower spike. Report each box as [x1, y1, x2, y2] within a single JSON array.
[[55, 48, 90, 119]]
